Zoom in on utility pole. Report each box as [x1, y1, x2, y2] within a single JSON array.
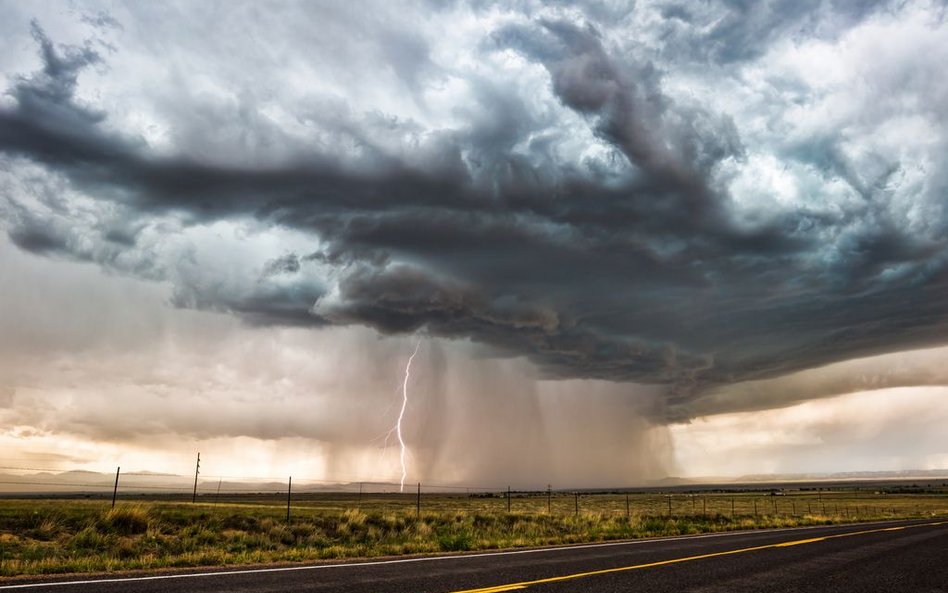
[[192, 452, 200, 503], [574, 492, 579, 516], [547, 484, 552, 514], [416, 483, 421, 517], [215, 478, 222, 506], [507, 486, 511, 513], [625, 493, 630, 518], [667, 496, 672, 516], [111, 466, 120, 509], [358, 482, 363, 510]]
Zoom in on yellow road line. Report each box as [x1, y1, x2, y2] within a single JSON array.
[[449, 521, 946, 593], [774, 537, 825, 547]]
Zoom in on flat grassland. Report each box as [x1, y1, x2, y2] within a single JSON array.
[[1, 488, 945, 577]]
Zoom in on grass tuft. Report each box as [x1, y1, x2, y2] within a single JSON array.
[[101, 505, 150, 536]]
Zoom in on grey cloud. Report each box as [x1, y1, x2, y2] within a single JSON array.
[[170, 256, 329, 328], [679, 345, 948, 421], [647, 0, 894, 65], [79, 9, 124, 32], [8, 223, 71, 255], [171, 285, 328, 328], [3, 22, 108, 159], [493, 18, 742, 202], [262, 254, 301, 277], [2, 6, 947, 421]]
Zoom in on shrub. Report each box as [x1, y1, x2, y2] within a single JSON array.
[[31, 517, 63, 541], [342, 509, 367, 527], [70, 527, 112, 552], [438, 530, 473, 551], [102, 505, 150, 535]]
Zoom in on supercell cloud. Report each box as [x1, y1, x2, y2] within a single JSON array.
[[2, 0, 948, 434]]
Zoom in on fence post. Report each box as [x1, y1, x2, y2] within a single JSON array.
[[703, 497, 707, 516], [547, 484, 552, 514], [772, 496, 777, 515], [574, 492, 579, 516], [731, 497, 735, 517], [111, 466, 120, 509], [286, 476, 292, 523], [754, 500, 758, 516], [507, 486, 511, 513], [667, 496, 672, 517], [417, 483, 421, 517], [625, 493, 630, 518]]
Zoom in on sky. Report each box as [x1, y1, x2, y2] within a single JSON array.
[[1, 0, 947, 488]]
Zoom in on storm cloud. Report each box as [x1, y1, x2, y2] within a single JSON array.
[[2, 0, 948, 421]]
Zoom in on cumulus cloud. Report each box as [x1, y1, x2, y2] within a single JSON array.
[[2, 0, 948, 424]]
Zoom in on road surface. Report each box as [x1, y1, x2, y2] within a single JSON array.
[[1, 518, 945, 592]]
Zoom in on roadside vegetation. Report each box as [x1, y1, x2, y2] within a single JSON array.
[[0, 489, 945, 577]]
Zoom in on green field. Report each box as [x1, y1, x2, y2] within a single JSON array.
[[1, 487, 945, 577]]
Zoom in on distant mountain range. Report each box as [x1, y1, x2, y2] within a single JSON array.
[[0, 468, 946, 495], [0, 469, 294, 495], [655, 469, 948, 487], [734, 469, 948, 482]]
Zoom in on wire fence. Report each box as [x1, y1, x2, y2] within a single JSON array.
[[1, 460, 946, 521]]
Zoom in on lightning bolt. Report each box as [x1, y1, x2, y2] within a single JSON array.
[[396, 341, 420, 492]]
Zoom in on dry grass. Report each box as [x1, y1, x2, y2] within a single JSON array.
[[0, 489, 945, 577]]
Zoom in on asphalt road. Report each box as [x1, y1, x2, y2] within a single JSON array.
[[1, 519, 945, 592]]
